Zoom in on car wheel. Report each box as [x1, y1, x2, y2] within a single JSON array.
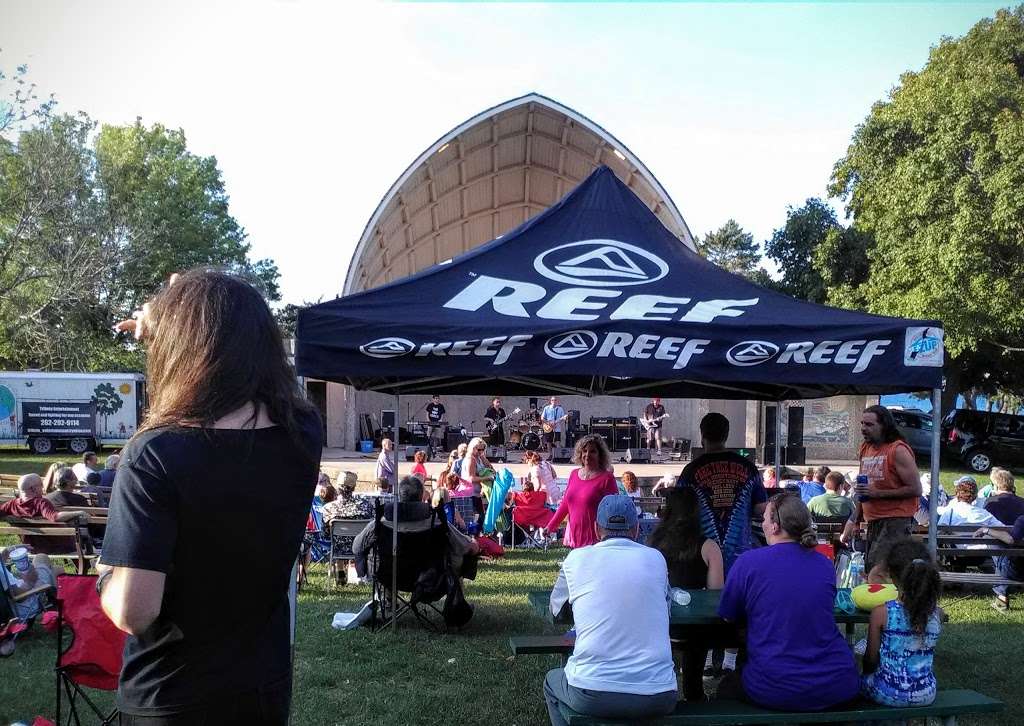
[[68, 437, 90, 455], [966, 450, 992, 473], [30, 437, 53, 455]]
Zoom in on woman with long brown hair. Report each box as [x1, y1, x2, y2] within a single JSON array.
[[545, 434, 618, 549], [96, 270, 321, 725]]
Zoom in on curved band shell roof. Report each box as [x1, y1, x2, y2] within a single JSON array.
[[343, 93, 695, 295]]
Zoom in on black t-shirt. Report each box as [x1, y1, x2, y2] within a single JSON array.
[[426, 402, 446, 424], [644, 403, 666, 427], [101, 411, 322, 715], [678, 451, 766, 554], [984, 494, 1024, 526], [485, 406, 505, 424], [45, 490, 89, 507]]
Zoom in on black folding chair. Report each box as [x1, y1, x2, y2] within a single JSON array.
[[370, 500, 450, 632]]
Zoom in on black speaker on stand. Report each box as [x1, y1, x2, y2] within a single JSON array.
[[763, 405, 777, 465]]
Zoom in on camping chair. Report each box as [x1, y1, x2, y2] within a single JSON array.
[[1, 558, 56, 656], [55, 574, 126, 726], [329, 518, 372, 586], [370, 500, 450, 632], [297, 499, 331, 590]]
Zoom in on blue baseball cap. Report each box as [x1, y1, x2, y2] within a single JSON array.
[[597, 494, 638, 531]]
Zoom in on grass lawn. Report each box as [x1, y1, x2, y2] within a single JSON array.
[[2, 548, 1023, 725], [2, 452, 1021, 724]]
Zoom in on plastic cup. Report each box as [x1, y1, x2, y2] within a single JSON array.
[[9, 546, 30, 573], [670, 587, 691, 606]]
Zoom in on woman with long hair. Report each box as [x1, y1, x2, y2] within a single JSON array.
[[545, 434, 618, 549], [717, 493, 859, 711], [97, 270, 321, 725], [41, 461, 68, 494], [648, 487, 724, 702]]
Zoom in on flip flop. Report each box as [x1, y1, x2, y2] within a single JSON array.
[[991, 598, 1010, 613]]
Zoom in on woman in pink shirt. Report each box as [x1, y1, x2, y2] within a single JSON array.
[[546, 434, 618, 548]]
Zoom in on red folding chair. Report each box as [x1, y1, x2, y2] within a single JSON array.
[[55, 574, 126, 725]]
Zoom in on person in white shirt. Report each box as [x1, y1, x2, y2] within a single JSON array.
[[937, 476, 1001, 527], [71, 451, 99, 483], [544, 495, 677, 725]]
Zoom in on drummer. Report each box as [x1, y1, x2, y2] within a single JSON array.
[[524, 401, 541, 424]]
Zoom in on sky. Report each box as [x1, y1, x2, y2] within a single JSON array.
[[0, 0, 1012, 304]]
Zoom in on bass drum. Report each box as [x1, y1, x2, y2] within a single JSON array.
[[522, 432, 541, 451], [508, 430, 522, 446]]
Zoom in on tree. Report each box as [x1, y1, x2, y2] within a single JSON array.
[[763, 198, 840, 304], [697, 220, 764, 279], [829, 6, 1024, 412], [91, 381, 123, 435], [0, 69, 282, 371]]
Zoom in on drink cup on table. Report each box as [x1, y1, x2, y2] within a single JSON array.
[[9, 546, 31, 573]]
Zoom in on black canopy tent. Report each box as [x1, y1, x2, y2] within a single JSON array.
[[297, 167, 947, 571]]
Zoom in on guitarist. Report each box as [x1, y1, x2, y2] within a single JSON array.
[[541, 395, 567, 452], [643, 396, 667, 457], [484, 396, 507, 447]]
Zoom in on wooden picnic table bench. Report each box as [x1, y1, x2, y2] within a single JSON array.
[[558, 688, 1003, 725], [0, 517, 96, 574]]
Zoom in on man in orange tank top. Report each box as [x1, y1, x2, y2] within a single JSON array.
[[840, 405, 922, 571]]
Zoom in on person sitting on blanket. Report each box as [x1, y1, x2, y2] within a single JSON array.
[[352, 476, 479, 580], [716, 493, 859, 711], [544, 495, 677, 726]]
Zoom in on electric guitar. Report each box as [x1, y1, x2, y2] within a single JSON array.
[[640, 413, 670, 432], [484, 407, 521, 432], [542, 414, 569, 434]]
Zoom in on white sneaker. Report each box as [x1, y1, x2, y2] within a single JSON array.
[[854, 638, 867, 656]]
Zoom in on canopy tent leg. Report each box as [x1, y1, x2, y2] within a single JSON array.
[[774, 403, 783, 483], [928, 388, 941, 557], [392, 392, 400, 631]]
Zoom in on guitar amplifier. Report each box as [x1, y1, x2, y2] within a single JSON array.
[[591, 416, 614, 426], [615, 428, 637, 451], [614, 417, 637, 427], [486, 445, 507, 463], [445, 429, 467, 451], [590, 424, 615, 450]]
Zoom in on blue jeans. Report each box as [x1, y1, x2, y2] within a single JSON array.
[[993, 556, 1024, 599]]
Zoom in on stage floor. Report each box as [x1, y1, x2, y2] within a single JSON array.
[[319, 447, 859, 486]]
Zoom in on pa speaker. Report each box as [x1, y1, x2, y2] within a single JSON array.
[[551, 446, 573, 463], [626, 448, 652, 464], [404, 444, 429, 462], [783, 445, 806, 466], [486, 445, 507, 462], [787, 407, 805, 447], [381, 409, 396, 432]]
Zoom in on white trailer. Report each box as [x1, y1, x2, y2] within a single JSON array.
[[0, 371, 146, 454]]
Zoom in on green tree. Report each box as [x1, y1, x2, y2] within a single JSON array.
[[697, 219, 764, 279], [829, 6, 1024, 412], [763, 198, 840, 303]]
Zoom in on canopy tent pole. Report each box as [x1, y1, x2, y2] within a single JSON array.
[[774, 403, 783, 483], [928, 387, 941, 557], [392, 391, 399, 630]]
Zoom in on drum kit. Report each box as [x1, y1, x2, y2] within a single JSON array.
[[508, 419, 543, 451]]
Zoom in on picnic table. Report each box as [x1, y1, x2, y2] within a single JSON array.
[[527, 588, 869, 642]]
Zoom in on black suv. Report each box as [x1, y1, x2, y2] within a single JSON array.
[[941, 409, 1024, 473]]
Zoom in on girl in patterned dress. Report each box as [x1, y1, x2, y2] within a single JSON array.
[[861, 539, 943, 706]]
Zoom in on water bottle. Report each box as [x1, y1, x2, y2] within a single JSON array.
[[670, 587, 691, 606], [849, 552, 865, 588], [855, 474, 871, 502]]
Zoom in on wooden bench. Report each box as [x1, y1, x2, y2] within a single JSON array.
[[0, 518, 97, 574], [510, 635, 575, 665], [558, 688, 1004, 725]]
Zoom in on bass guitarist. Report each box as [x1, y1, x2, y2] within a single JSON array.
[[642, 396, 669, 458], [484, 397, 507, 447]]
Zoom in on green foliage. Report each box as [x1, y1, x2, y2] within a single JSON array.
[[0, 63, 280, 372], [829, 6, 1024, 402], [697, 219, 765, 279], [764, 198, 840, 304]]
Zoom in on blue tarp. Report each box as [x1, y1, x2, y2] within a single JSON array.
[[297, 167, 943, 400]]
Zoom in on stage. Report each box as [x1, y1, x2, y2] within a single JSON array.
[[318, 446, 859, 490]]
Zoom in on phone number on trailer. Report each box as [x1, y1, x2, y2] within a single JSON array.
[[37, 419, 85, 427]]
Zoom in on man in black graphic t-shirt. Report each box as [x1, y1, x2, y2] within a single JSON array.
[[643, 396, 667, 456], [424, 394, 446, 449]]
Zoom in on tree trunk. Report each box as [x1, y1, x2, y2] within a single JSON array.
[[941, 362, 961, 418]]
